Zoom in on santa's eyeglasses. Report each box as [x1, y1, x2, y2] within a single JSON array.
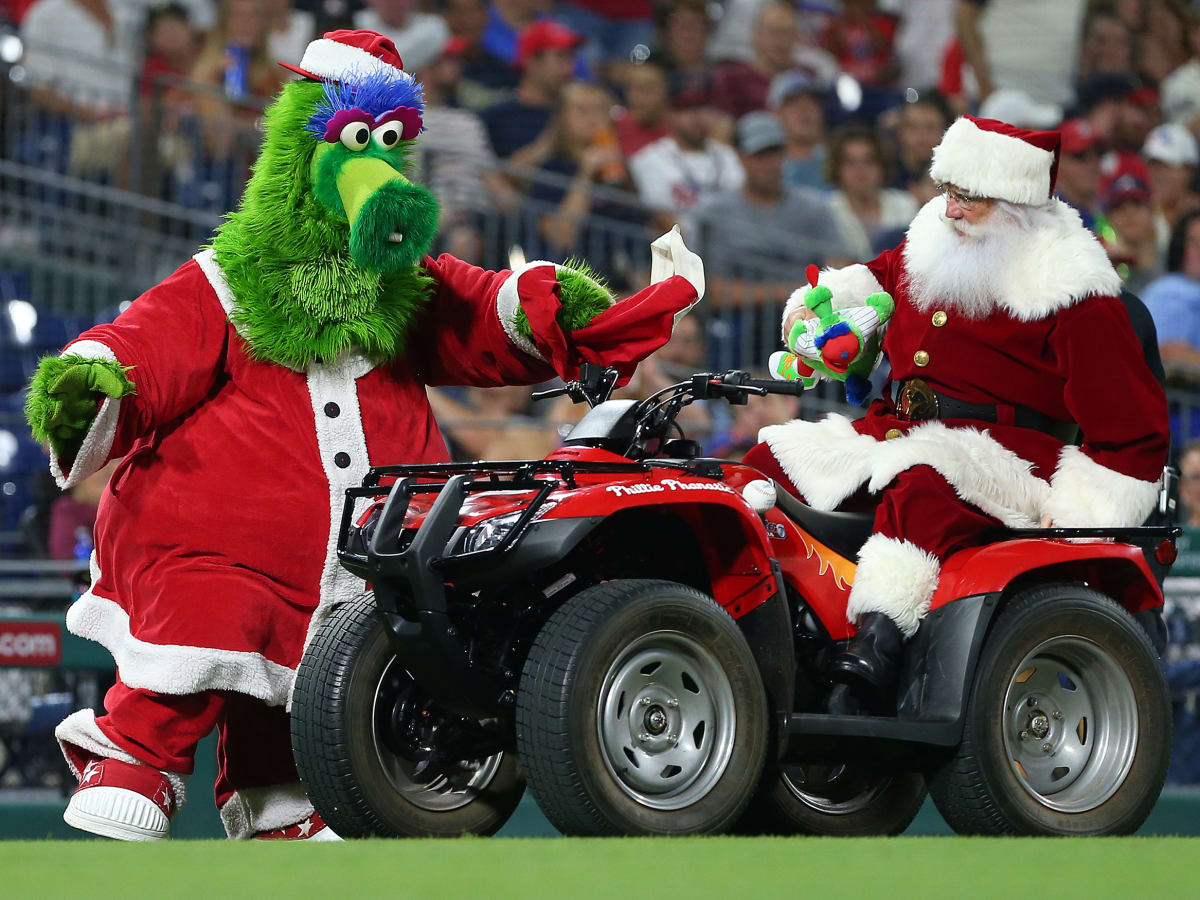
[[934, 182, 985, 209]]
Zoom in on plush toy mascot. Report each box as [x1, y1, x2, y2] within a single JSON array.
[[25, 30, 703, 841]]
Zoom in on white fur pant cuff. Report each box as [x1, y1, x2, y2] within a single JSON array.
[[55, 708, 189, 806], [219, 783, 314, 839], [847, 534, 941, 639]]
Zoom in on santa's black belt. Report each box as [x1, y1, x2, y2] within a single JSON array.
[[891, 379, 1080, 444]]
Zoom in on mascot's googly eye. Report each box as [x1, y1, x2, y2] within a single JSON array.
[[372, 121, 403, 150], [339, 121, 371, 151]]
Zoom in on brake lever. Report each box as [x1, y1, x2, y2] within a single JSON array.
[[531, 386, 570, 402]]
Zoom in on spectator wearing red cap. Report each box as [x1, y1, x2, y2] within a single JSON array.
[[628, 83, 744, 230], [480, 0, 588, 78], [1056, 118, 1104, 231], [1101, 174, 1163, 294], [353, 0, 450, 74], [1144, 123, 1200, 255], [478, 20, 582, 159]]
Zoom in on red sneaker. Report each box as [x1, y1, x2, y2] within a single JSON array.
[[253, 811, 341, 841], [63, 758, 176, 841]]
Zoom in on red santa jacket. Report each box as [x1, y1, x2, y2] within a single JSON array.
[[761, 198, 1169, 530], [53, 248, 698, 706]]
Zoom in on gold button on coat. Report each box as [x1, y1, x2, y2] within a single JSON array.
[[932, 311, 947, 326], [913, 350, 930, 367], [885, 428, 902, 440]]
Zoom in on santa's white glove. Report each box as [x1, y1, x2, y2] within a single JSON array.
[[650, 225, 704, 326]]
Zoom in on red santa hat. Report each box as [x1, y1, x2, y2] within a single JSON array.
[[929, 115, 1062, 206], [279, 29, 405, 83]]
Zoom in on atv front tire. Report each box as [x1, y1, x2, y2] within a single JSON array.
[[517, 579, 768, 835], [291, 593, 524, 837], [750, 762, 926, 835]]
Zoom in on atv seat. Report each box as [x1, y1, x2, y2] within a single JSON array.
[[771, 481, 875, 561]]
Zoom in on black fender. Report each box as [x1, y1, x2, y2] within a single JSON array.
[[735, 561, 796, 755], [445, 516, 606, 590]]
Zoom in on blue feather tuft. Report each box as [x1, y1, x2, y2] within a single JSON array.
[[813, 320, 851, 350], [305, 69, 426, 141]]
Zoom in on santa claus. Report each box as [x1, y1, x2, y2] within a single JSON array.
[[746, 115, 1170, 711]]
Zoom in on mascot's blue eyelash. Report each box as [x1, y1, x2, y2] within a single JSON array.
[[305, 69, 426, 141]]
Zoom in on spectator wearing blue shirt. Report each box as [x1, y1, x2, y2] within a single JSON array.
[[481, 0, 590, 78], [1142, 208, 1200, 373], [479, 21, 582, 159]]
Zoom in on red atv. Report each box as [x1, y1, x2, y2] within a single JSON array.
[[290, 365, 1177, 838]]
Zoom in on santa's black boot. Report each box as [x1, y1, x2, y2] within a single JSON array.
[[827, 612, 905, 714]]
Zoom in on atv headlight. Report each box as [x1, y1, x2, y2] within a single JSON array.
[[461, 502, 557, 554]]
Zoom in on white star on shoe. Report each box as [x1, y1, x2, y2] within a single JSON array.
[[296, 817, 313, 837]]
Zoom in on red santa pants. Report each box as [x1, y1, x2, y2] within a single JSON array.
[[743, 443, 1001, 635], [92, 677, 297, 814]]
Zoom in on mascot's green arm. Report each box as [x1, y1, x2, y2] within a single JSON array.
[[26, 355, 136, 458], [511, 260, 616, 341]]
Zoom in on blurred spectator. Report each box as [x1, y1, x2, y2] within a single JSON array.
[[264, 0, 314, 68], [825, 124, 918, 258], [448, 0, 519, 108], [654, 309, 707, 381], [1139, 0, 1190, 85], [1144, 123, 1200, 255], [414, 38, 518, 227], [191, 0, 284, 156], [656, 0, 713, 99], [977, 87, 1062, 128], [48, 461, 116, 560], [711, 1, 800, 121], [139, 3, 198, 99], [429, 384, 558, 461], [614, 52, 672, 158], [768, 71, 829, 192], [1142, 209, 1200, 372], [1077, 8, 1135, 82], [955, 0, 1087, 106], [1179, 439, 1200, 527], [19, 0, 133, 117], [353, 0, 449, 74], [1056, 118, 1104, 231], [557, 1, 654, 73], [1103, 174, 1163, 295], [628, 85, 744, 226], [697, 112, 849, 297], [890, 91, 951, 189], [519, 82, 647, 277], [887, 0, 956, 91], [819, 0, 898, 88], [481, 0, 587, 77], [480, 21, 580, 159], [708, 386, 799, 460], [1161, 10, 1200, 136]]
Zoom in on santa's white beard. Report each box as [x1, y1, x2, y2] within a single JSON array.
[[903, 198, 1055, 319]]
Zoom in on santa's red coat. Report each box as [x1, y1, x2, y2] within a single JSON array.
[[54, 250, 697, 706], [762, 198, 1169, 530]]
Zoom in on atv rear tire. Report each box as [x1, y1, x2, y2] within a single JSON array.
[[749, 762, 926, 835], [291, 593, 524, 837], [517, 579, 768, 835], [927, 583, 1171, 835]]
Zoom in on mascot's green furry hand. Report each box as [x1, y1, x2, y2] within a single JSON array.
[[26, 355, 136, 457]]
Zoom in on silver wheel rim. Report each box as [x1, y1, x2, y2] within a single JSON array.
[[780, 764, 890, 815], [1000, 635, 1139, 813], [371, 658, 504, 812], [596, 629, 737, 810]]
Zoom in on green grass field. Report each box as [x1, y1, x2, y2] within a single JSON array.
[[3, 837, 1199, 900]]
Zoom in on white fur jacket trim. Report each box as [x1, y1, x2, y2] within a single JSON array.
[[1044, 445, 1161, 527], [759, 414, 1050, 528], [902, 197, 1122, 321]]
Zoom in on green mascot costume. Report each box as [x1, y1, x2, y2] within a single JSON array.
[[25, 30, 703, 841]]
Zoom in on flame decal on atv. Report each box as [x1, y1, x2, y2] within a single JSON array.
[[794, 526, 856, 592]]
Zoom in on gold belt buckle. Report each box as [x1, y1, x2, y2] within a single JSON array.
[[897, 379, 939, 421]]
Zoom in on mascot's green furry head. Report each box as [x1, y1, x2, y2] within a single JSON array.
[[211, 30, 441, 370]]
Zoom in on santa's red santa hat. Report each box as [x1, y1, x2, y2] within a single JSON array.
[[929, 115, 1062, 206]]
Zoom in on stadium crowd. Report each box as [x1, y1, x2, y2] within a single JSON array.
[[7, 1, 1200, 785]]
